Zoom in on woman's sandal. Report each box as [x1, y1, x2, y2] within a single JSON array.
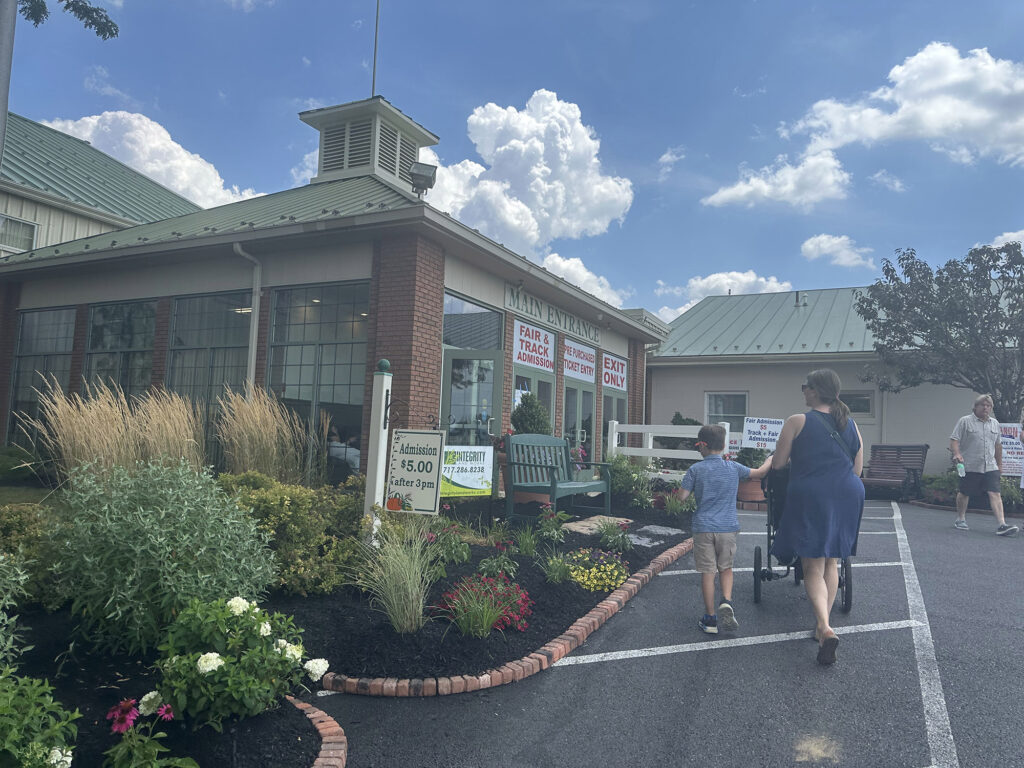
[[816, 632, 839, 665]]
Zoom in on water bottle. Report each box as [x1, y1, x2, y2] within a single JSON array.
[[956, 461, 966, 477]]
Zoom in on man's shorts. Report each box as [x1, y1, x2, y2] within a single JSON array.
[[959, 470, 1001, 495], [693, 531, 738, 573]]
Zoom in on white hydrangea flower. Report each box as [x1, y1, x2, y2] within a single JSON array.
[[259, 621, 271, 637], [226, 596, 251, 615], [274, 638, 303, 662], [138, 690, 162, 716], [304, 658, 329, 682], [197, 652, 225, 674], [49, 747, 73, 768]]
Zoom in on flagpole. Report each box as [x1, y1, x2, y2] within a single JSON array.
[[371, 0, 381, 96]]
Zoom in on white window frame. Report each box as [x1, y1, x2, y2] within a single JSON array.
[[843, 390, 875, 419], [705, 391, 748, 433], [0, 213, 37, 255]]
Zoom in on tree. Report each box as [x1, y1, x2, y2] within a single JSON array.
[[510, 393, 552, 435], [855, 243, 1024, 423]]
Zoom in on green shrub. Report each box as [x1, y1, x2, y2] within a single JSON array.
[[425, 517, 471, 580], [608, 454, 635, 496], [0, 550, 31, 668], [536, 548, 571, 583], [350, 522, 440, 634], [662, 490, 696, 518], [435, 573, 533, 638], [0, 668, 80, 767], [1000, 476, 1022, 513], [220, 472, 364, 595], [734, 447, 769, 468], [595, 519, 633, 553], [537, 503, 570, 543], [511, 526, 538, 557], [52, 460, 277, 655], [0, 445, 37, 484], [156, 597, 325, 732], [510, 392, 552, 435], [0, 503, 61, 605]]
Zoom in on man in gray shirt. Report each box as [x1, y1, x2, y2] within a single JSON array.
[[949, 394, 1018, 535]]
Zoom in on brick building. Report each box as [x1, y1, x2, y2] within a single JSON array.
[[0, 98, 665, 487]]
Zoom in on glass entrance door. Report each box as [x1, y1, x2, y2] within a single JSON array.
[[441, 350, 503, 447], [563, 383, 596, 464]]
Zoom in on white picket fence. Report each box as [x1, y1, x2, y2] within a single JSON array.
[[605, 420, 731, 482]]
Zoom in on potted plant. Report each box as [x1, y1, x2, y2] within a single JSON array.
[[733, 446, 770, 502]]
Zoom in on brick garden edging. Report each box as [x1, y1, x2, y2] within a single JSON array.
[[287, 695, 348, 767], [321, 537, 694, 698]]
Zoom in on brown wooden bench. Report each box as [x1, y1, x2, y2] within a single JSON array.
[[861, 443, 929, 501]]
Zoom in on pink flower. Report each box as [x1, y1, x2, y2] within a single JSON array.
[[157, 704, 174, 721], [106, 699, 139, 734]]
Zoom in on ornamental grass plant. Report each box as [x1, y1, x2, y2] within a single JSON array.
[[215, 387, 307, 485], [350, 519, 441, 634]]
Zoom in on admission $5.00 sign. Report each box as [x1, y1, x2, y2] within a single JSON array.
[[385, 430, 445, 515]]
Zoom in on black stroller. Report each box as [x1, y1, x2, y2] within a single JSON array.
[[753, 467, 853, 612]]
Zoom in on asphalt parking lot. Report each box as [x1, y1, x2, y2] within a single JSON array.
[[314, 501, 1023, 767]]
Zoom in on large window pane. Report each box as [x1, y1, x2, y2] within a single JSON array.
[[443, 293, 503, 350], [86, 301, 155, 397], [9, 307, 76, 442]]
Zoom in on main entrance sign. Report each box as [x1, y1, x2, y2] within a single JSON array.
[[504, 283, 601, 344]]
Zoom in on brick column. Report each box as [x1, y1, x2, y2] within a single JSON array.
[[0, 280, 22, 443], [365, 234, 444, 439]]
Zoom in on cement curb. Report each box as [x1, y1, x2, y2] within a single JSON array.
[[321, 537, 695, 698], [287, 695, 348, 767]]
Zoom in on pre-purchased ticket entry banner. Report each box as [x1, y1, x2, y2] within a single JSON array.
[[563, 337, 596, 382], [385, 430, 445, 514]]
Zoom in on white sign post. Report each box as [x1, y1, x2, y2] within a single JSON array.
[[385, 430, 445, 515], [741, 417, 785, 451]]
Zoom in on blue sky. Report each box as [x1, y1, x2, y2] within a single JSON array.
[[9, 0, 1024, 320]]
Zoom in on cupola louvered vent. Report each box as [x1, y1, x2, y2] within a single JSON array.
[[321, 126, 347, 172], [347, 120, 372, 167], [398, 136, 416, 183], [379, 122, 398, 176]]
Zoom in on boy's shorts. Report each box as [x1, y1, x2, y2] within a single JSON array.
[[693, 531, 738, 573]]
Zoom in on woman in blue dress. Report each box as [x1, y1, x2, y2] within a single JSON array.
[[771, 369, 865, 665]]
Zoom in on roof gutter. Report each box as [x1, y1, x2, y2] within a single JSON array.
[[233, 242, 262, 396]]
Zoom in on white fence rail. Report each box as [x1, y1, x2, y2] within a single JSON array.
[[605, 420, 731, 466]]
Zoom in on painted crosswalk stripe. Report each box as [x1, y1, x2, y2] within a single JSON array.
[[553, 619, 923, 666]]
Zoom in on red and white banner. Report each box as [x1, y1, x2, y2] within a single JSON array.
[[602, 353, 627, 391], [513, 319, 554, 372], [563, 337, 596, 382], [1000, 423, 1023, 477]]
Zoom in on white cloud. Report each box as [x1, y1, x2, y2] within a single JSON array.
[[302, 56, 311, 67], [869, 169, 905, 192], [423, 89, 633, 257], [352, 19, 364, 30], [990, 229, 1024, 247], [657, 145, 685, 181], [800, 234, 876, 269], [44, 111, 260, 208], [655, 271, 792, 322], [541, 254, 632, 307], [290, 149, 318, 186], [225, 0, 274, 11], [701, 150, 849, 210], [786, 42, 1024, 167], [83, 65, 133, 104]]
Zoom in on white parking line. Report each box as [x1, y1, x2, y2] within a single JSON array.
[[659, 561, 904, 577], [892, 501, 959, 768], [553, 619, 923, 666], [738, 530, 895, 535]]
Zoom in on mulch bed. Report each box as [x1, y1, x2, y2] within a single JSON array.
[[15, 499, 689, 767]]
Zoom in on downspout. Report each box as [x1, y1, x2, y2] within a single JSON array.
[[233, 242, 262, 398]]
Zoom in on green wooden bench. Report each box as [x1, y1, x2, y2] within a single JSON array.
[[504, 433, 610, 518]]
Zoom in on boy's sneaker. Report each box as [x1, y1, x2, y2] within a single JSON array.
[[995, 524, 1019, 537], [717, 601, 739, 631], [698, 614, 718, 634], [953, 519, 969, 531]]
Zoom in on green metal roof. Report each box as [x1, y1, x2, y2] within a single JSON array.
[[0, 174, 420, 267], [1, 112, 201, 223], [652, 288, 874, 358]]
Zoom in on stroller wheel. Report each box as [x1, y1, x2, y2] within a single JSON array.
[[753, 546, 762, 603], [840, 557, 853, 613]]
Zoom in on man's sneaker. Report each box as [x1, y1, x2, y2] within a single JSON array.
[[698, 614, 718, 634], [953, 519, 970, 531], [718, 601, 739, 631], [996, 524, 1019, 537]]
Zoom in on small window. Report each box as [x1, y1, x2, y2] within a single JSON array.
[[706, 392, 747, 434], [0, 214, 36, 253], [844, 390, 874, 418]]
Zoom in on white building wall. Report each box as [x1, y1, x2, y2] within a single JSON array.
[[1, 191, 115, 249], [648, 358, 978, 475]]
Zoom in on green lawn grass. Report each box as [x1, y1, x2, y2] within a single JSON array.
[[0, 485, 51, 505]]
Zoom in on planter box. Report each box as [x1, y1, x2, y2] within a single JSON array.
[[737, 477, 765, 503]]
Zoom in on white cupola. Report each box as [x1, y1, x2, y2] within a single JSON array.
[[299, 96, 439, 192]]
